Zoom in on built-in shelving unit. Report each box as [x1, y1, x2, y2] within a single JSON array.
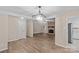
[[47, 21, 55, 35]]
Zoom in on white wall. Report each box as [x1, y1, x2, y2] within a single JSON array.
[[33, 21, 48, 34], [42, 22, 48, 33], [8, 16, 18, 42], [0, 15, 27, 51], [33, 21, 43, 34], [8, 16, 27, 42], [17, 17, 27, 39], [27, 19, 48, 37], [55, 11, 79, 48], [0, 16, 8, 51], [27, 19, 33, 37], [55, 15, 64, 47]]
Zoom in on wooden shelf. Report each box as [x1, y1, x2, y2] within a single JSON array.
[[48, 26, 55, 28], [48, 33, 55, 35], [47, 21, 55, 34], [48, 25, 55, 26]]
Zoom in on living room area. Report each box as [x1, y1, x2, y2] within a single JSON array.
[[0, 6, 79, 53]]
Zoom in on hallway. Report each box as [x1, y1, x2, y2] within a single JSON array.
[[8, 34, 77, 53]]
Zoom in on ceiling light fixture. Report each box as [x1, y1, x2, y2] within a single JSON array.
[[32, 6, 46, 22]]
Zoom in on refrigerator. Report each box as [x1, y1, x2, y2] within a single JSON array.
[[68, 17, 79, 50]]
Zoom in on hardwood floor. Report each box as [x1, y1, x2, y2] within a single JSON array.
[[7, 33, 78, 53]]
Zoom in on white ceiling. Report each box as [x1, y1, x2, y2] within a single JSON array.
[[0, 6, 79, 17]]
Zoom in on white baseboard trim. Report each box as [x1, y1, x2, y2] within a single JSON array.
[[8, 37, 26, 42], [55, 43, 70, 48], [8, 39, 20, 42], [0, 48, 8, 52], [33, 32, 43, 34]]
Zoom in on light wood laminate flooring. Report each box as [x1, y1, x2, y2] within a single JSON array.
[[8, 33, 78, 53]]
